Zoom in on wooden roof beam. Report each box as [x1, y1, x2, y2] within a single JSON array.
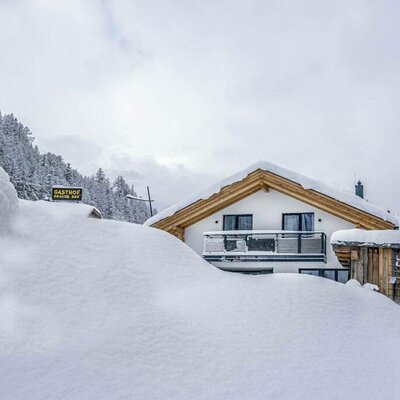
[[161, 180, 261, 230], [155, 174, 262, 230], [152, 168, 395, 232]]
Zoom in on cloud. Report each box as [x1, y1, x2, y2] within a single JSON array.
[[106, 156, 216, 211], [38, 135, 103, 175], [1, 0, 400, 213]]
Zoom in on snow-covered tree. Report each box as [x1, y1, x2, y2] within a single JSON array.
[[0, 111, 149, 224]]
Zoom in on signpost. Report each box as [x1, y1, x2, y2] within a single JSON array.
[[51, 187, 83, 201]]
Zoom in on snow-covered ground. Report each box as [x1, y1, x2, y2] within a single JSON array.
[[1, 168, 400, 400]]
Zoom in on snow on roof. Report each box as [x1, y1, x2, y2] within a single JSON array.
[[145, 160, 398, 226], [331, 228, 400, 247], [19, 199, 102, 220], [2, 198, 400, 399]]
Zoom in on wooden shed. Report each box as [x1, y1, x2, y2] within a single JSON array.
[[331, 229, 400, 303]]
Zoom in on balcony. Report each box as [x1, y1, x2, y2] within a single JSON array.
[[202, 230, 327, 263]]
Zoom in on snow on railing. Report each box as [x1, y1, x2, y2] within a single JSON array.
[[203, 230, 326, 256]]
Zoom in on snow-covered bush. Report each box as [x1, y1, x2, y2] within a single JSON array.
[[0, 167, 18, 233]]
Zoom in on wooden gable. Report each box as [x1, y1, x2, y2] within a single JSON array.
[[150, 169, 396, 239]]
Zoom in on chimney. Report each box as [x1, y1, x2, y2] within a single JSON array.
[[355, 180, 364, 199]]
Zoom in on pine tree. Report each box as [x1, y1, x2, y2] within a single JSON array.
[[0, 110, 151, 224], [65, 163, 73, 184]]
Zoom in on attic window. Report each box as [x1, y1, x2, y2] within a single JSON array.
[[223, 215, 253, 231]]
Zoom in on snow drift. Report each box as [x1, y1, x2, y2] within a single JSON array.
[[0, 198, 400, 399], [0, 166, 18, 234]]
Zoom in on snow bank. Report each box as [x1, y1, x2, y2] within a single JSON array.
[[331, 228, 400, 247], [1, 199, 400, 400], [145, 160, 398, 227], [0, 167, 18, 234]]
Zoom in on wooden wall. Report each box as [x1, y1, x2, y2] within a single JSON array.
[[334, 245, 399, 303]]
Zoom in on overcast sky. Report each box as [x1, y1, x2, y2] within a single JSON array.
[[1, 0, 400, 212]]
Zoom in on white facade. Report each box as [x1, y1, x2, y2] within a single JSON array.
[[185, 189, 355, 273]]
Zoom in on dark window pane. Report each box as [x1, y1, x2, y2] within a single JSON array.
[[301, 213, 314, 231], [300, 269, 319, 276], [323, 270, 335, 281], [283, 213, 314, 232], [300, 269, 349, 283], [223, 215, 253, 231], [238, 215, 253, 230], [223, 215, 236, 231], [283, 214, 300, 231], [337, 270, 349, 283]]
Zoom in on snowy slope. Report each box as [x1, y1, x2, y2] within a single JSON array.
[[145, 160, 398, 226], [1, 195, 400, 399]]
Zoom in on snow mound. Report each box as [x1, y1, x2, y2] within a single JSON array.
[[346, 280, 380, 292], [0, 200, 400, 400], [363, 283, 380, 291], [145, 160, 398, 227], [346, 279, 362, 287], [332, 228, 400, 247], [0, 167, 19, 234], [22, 199, 101, 220]]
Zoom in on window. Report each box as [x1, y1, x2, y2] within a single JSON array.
[[299, 269, 349, 283], [223, 214, 253, 231], [282, 213, 314, 231]]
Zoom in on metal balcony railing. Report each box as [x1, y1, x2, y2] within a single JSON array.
[[202, 230, 327, 263]]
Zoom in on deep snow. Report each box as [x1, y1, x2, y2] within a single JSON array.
[[1, 191, 400, 399], [145, 160, 398, 227]]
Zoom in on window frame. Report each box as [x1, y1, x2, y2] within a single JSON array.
[[282, 212, 315, 232], [223, 214, 253, 231], [299, 268, 350, 283]]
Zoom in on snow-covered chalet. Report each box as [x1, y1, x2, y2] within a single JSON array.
[[145, 161, 398, 282]]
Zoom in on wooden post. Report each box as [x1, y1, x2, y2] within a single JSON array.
[[382, 249, 391, 296], [372, 249, 379, 286], [379, 248, 385, 295], [169, 226, 185, 241], [360, 247, 368, 285], [350, 249, 360, 281]]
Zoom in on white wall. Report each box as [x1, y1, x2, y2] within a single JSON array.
[[184, 189, 355, 271]]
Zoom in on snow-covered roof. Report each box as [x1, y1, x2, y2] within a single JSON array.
[[145, 161, 398, 227], [19, 199, 102, 220], [331, 229, 400, 247]]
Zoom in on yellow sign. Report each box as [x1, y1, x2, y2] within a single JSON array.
[[51, 187, 82, 201]]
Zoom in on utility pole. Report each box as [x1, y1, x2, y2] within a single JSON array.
[[147, 186, 153, 217], [126, 186, 155, 217]]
